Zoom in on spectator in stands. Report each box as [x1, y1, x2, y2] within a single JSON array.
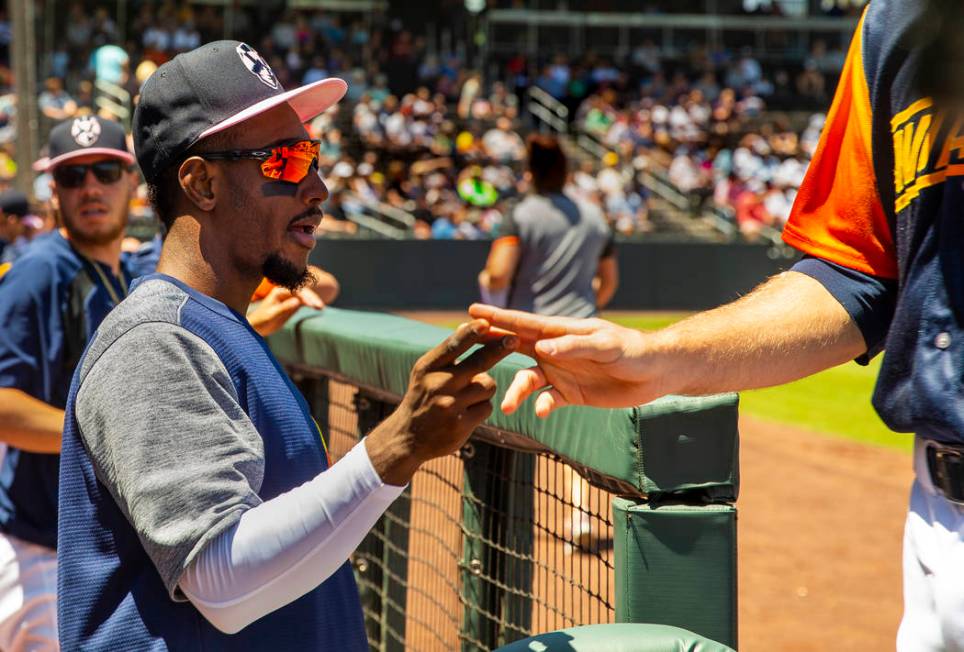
[[631, 39, 663, 75], [0, 87, 15, 146], [734, 181, 775, 240], [65, 2, 93, 58], [91, 41, 130, 88], [797, 59, 827, 103], [172, 18, 201, 53], [482, 117, 525, 163], [38, 78, 77, 124], [0, 190, 37, 266]]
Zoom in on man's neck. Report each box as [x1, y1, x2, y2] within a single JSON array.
[[61, 228, 123, 276], [156, 221, 257, 315]]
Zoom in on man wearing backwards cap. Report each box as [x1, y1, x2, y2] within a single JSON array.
[[0, 114, 138, 650], [57, 41, 515, 650]]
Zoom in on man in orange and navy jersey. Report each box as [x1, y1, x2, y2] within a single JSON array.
[[470, 2, 964, 648]]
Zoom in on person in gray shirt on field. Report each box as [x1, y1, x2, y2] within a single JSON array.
[[478, 134, 618, 550], [479, 134, 618, 318]]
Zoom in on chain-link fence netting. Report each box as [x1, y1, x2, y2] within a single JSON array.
[[294, 372, 617, 652]]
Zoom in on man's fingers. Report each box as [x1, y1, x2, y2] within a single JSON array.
[[460, 399, 494, 428], [265, 296, 302, 320], [266, 286, 294, 302], [534, 388, 568, 418], [420, 320, 491, 369], [296, 287, 325, 310], [500, 366, 548, 415], [453, 335, 518, 378], [533, 333, 616, 363], [456, 373, 498, 406], [468, 304, 590, 341]]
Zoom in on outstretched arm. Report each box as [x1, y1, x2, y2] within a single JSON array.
[[0, 388, 64, 453], [470, 270, 866, 417]]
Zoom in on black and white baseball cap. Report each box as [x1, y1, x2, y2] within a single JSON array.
[[35, 115, 135, 172], [133, 40, 347, 184]]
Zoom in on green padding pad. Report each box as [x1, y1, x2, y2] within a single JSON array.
[[493, 624, 733, 652], [268, 308, 739, 500], [613, 500, 737, 649]]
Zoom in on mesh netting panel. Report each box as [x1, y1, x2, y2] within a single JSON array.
[[303, 375, 615, 652]]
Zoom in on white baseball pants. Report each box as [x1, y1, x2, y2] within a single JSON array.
[[897, 437, 964, 652]]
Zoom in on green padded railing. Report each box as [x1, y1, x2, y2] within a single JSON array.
[[267, 307, 740, 650]]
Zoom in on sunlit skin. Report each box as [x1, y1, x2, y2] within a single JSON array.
[[51, 153, 138, 274], [157, 102, 328, 314]]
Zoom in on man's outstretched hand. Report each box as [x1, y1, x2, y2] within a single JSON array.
[[366, 319, 518, 486], [468, 304, 672, 418]]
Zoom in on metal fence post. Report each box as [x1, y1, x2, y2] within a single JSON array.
[[354, 391, 411, 652], [461, 441, 533, 650]]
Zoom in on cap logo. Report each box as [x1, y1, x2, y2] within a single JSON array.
[[71, 117, 101, 147], [236, 43, 279, 90]]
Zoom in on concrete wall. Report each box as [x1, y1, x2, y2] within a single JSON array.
[[310, 238, 798, 311]]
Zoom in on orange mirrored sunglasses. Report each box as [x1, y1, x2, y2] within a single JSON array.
[[201, 139, 321, 184]]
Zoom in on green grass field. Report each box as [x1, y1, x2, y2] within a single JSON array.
[[610, 314, 911, 452], [438, 312, 910, 452]]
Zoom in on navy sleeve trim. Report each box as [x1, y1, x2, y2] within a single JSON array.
[[791, 255, 897, 364]]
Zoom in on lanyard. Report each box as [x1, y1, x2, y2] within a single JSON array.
[[312, 417, 332, 467], [81, 256, 128, 306]]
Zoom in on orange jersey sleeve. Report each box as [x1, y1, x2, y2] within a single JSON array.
[[782, 9, 898, 280], [252, 277, 275, 301]]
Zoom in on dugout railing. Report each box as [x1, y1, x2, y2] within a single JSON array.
[[267, 308, 740, 651]]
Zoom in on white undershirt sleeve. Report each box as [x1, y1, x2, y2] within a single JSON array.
[[178, 440, 405, 634]]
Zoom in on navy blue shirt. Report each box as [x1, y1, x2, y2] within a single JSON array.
[[785, 0, 964, 443], [0, 230, 131, 548]]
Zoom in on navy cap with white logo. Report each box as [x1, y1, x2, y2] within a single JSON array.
[[133, 40, 347, 184], [36, 116, 135, 172]]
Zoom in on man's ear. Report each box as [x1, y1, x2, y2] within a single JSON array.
[[126, 169, 139, 194], [48, 179, 60, 213], [178, 157, 218, 212]]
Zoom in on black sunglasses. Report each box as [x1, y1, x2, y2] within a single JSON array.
[[53, 160, 126, 188]]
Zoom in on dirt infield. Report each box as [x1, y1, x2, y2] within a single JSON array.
[[738, 414, 912, 651]]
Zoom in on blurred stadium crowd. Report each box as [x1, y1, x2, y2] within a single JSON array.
[[0, 0, 859, 253]]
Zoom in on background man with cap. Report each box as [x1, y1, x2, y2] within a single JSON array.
[[57, 41, 515, 650], [0, 114, 138, 650], [0, 190, 46, 269]]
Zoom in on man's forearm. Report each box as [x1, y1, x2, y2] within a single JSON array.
[[595, 276, 617, 309], [480, 269, 510, 291], [653, 271, 867, 396], [0, 388, 63, 453], [180, 440, 404, 634]]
